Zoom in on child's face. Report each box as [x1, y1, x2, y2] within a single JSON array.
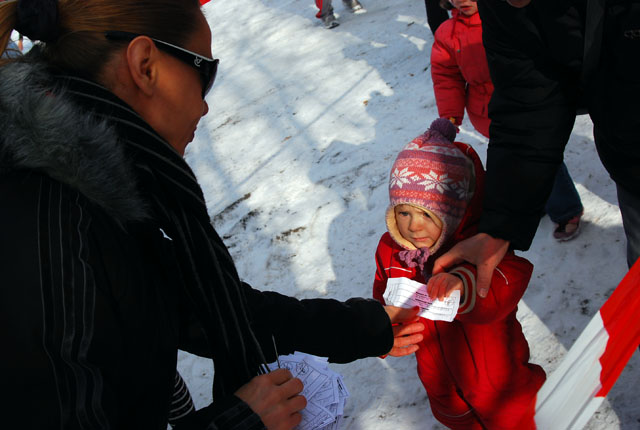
[[394, 204, 442, 249], [449, 0, 478, 15]]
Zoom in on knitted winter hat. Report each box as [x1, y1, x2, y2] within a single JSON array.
[[386, 118, 474, 254]]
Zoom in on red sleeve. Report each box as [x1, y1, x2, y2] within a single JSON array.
[[373, 239, 388, 304], [430, 24, 466, 125], [450, 252, 533, 324]]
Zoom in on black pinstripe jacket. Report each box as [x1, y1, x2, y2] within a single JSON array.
[[0, 53, 393, 429]]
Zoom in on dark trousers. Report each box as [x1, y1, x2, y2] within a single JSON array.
[[545, 162, 584, 224], [617, 185, 640, 269]]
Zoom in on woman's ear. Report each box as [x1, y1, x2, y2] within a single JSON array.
[[125, 36, 159, 97]]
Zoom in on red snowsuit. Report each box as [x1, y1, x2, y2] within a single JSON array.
[[431, 10, 493, 138], [373, 143, 545, 430]]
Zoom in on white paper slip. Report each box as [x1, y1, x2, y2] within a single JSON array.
[[383, 277, 460, 322]]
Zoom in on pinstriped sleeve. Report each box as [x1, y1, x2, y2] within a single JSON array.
[[37, 180, 114, 428], [173, 396, 265, 430], [0, 176, 116, 428]]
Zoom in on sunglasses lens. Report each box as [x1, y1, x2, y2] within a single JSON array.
[[202, 59, 219, 98]]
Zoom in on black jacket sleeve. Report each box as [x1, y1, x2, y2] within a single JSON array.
[[477, 0, 580, 249], [0, 175, 128, 429], [0, 173, 193, 429], [173, 396, 265, 430], [243, 283, 394, 364], [173, 285, 393, 430]]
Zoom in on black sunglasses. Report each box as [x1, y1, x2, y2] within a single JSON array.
[[105, 30, 219, 98]]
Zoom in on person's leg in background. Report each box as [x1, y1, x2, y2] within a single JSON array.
[[316, 0, 339, 28], [342, 0, 364, 13], [424, 0, 449, 35], [587, 0, 640, 267], [616, 185, 640, 268], [545, 162, 584, 241]]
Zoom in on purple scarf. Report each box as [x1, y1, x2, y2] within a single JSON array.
[[398, 247, 431, 272]]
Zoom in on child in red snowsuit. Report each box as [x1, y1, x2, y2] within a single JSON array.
[[373, 118, 546, 429], [431, 0, 492, 137]]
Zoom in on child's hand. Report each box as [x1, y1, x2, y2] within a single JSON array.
[[427, 273, 463, 302]]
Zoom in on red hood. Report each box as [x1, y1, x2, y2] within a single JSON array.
[[448, 9, 482, 39], [440, 141, 485, 253], [450, 8, 481, 26]]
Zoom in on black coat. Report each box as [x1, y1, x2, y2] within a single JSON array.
[[477, 0, 640, 250], [0, 55, 392, 429]]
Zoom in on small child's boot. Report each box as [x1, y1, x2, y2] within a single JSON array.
[[322, 12, 340, 28], [343, 0, 365, 13]]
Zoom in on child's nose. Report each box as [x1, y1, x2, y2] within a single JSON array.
[[409, 217, 423, 231]]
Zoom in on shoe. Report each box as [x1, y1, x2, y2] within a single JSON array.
[[553, 212, 583, 241], [343, 0, 365, 13], [322, 13, 340, 29]]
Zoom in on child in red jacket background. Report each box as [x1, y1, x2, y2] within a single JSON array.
[[373, 118, 545, 429], [431, 0, 491, 137]]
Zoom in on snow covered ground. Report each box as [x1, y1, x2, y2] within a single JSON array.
[[175, 0, 639, 428]]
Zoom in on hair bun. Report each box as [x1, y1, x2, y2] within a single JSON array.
[[428, 117, 457, 143], [15, 0, 59, 43]]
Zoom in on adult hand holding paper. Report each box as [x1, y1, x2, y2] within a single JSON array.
[[268, 352, 350, 430], [234, 368, 306, 430]]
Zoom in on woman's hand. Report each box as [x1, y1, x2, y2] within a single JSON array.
[[432, 233, 509, 298], [383, 305, 424, 356], [234, 368, 307, 430]]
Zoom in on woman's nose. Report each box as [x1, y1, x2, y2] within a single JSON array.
[[202, 100, 209, 117]]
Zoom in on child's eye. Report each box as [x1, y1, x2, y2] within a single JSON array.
[[399, 211, 409, 216]]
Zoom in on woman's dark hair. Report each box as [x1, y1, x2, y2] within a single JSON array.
[[0, 0, 202, 80], [439, 0, 454, 10]]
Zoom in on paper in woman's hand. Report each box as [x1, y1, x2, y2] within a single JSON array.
[[268, 352, 349, 430]]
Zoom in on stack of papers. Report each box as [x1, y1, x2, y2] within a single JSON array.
[[268, 352, 349, 430], [383, 277, 460, 322]]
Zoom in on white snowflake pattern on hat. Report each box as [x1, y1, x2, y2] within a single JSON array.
[[390, 167, 414, 189], [418, 171, 454, 193], [452, 177, 470, 199]]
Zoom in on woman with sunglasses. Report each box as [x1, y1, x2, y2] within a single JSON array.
[[0, 0, 425, 429]]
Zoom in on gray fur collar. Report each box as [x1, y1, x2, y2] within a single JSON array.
[[0, 56, 147, 222]]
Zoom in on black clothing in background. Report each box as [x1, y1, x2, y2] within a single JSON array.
[[425, 0, 449, 35], [477, 0, 640, 252]]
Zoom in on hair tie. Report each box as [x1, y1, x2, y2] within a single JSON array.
[[15, 0, 59, 43]]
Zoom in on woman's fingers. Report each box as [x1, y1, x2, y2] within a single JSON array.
[[235, 369, 307, 430], [388, 321, 424, 357]]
